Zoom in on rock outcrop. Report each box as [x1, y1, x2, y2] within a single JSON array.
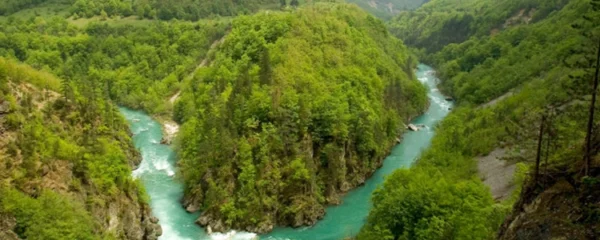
[[498, 166, 600, 240]]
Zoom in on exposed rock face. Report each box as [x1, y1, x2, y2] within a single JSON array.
[[498, 167, 600, 240], [160, 121, 179, 145], [0, 214, 19, 240], [197, 213, 227, 233], [477, 148, 517, 201]]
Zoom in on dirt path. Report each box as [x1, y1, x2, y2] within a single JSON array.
[[167, 36, 226, 105], [478, 91, 514, 109], [161, 36, 227, 144]]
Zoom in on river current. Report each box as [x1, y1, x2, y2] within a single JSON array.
[[120, 64, 451, 240]]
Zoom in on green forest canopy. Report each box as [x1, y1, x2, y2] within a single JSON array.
[[174, 2, 427, 233], [0, 57, 154, 239], [359, 0, 600, 239], [0, 16, 227, 114], [347, 0, 429, 19]]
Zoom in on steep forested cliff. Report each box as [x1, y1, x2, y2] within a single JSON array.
[[359, 0, 600, 239], [174, 3, 427, 233], [0, 58, 161, 239]]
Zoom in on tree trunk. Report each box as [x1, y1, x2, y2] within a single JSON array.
[[535, 114, 546, 186], [544, 114, 552, 187], [584, 39, 600, 176]]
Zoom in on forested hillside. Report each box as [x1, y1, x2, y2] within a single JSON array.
[[389, 0, 570, 53], [347, 0, 428, 19], [0, 58, 161, 239], [0, 17, 227, 114], [359, 0, 600, 239], [173, 3, 427, 233], [0, 0, 56, 15], [70, 0, 279, 20]]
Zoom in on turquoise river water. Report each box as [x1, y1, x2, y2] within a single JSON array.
[[120, 64, 452, 240]]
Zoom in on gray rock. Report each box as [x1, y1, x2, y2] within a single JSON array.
[[197, 213, 211, 226], [155, 225, 163, 236], [211, 219, 226, 233], [185, 203, 200, 213], [0, 101, 10, 114], [246, 221, 274, 234]]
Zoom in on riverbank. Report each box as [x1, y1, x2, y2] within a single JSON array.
[[120, 64, 451, 240], [263, 64, 453, 240]]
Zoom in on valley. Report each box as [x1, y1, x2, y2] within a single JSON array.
[[1, 0, 599, 240]]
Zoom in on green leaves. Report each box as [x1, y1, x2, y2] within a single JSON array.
[[176, 3, 427, 231], [1, 189, 99, 240], [359, 169, 496, 240]]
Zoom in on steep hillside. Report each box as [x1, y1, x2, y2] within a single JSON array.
[[0, 0, 57, 15], [0, 17, 227, 114], [69, 0, 279, 20], [388, 0, 570, 53], [174, 3, 427, 233], [359, 0, 600, 239], [498, 164, 600, 239], [0, 58, 161, 239], [347, 0, 429, 19]]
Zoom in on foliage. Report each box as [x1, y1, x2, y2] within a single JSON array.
[[69, 0, 279, 20], [360, 0, 600, 239], [0, 0, 55, 16], [0, 57, 61, 91], [388, 0, 570, 53], [0, 57, 149, 239], [358, 169, 497, 240], [0, 189, 99, 240], [176, 3, 427, 231], [347, 0, 428, 19], [0, 17, 227, 114]]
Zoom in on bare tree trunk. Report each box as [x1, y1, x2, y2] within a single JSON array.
[[535, 115, 546, 185], [544, 114, 552, 187], [584, 39, 600, 176]]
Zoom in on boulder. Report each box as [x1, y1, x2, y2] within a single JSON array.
[[197, 213, 211, 226], [246, 221, 274, 234], [0, 101, 10, 114], [407, 124, 418, 131], [211, 219, 227, 233], [185, 202, 200, 213]]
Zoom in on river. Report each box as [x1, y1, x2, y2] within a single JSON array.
[[120, 64, 451, 240]]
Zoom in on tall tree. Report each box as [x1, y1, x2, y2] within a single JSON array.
[[579, 0, 600, 175], [584, 39, 600, 175], [535, 114, 546, 184]]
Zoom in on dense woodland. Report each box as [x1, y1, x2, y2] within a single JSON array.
[[0, 0, 281, 20], [0, 17, 227, 114], [347, 0, 429, 19], [0, 0, 55, 15], [174, 3, 427, 233], [359, 0, 600, 239], [1, 0, 600, 239], [0, 58, 161, 239], [389, 0, 570, 53], [69, 0, 280, 20]]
